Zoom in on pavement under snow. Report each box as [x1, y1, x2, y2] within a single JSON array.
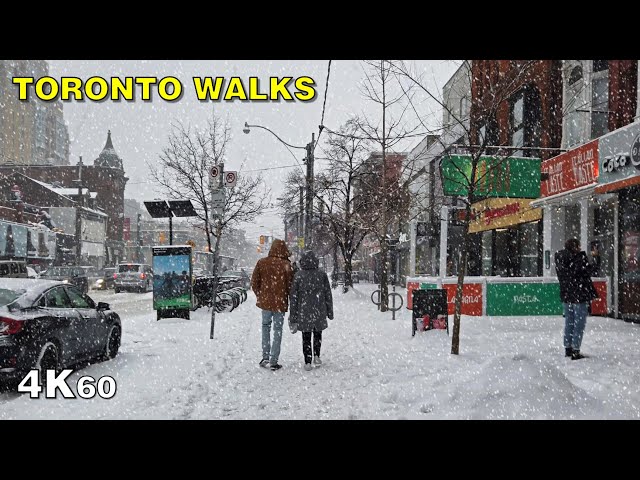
[[1, 283, 639, 419]]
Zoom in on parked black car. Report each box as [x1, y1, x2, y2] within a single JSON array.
[[0, 279, 121, 388], [40, 266, 89, 294]]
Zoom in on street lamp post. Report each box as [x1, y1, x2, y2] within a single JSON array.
[[243, 122, 315, 249]]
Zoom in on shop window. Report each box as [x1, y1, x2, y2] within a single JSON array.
[[519, 222, 540, 277], [564, 205, 581, 242]]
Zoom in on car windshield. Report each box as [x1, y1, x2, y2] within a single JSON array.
[[118, 264, 141, 273], [0, 288, 24, 306]]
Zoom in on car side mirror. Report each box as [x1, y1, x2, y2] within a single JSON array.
[[97, 302, 110, 311]]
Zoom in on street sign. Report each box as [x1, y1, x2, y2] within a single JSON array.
[[224, 171, 238, 188], [210, 189, 225, 208], [209, 165, 220, 180], [298, 237, 304, 248]]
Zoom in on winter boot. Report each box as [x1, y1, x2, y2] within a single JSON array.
[[304, 363, 313, 371], [270, 364, 282, 371], [313, 356, 322, 366], [259, 359, 269, 368], [571, 350, 586, 360], [565, 348, 573, 357]]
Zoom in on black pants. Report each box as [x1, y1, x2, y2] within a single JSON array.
[[302, 330, 322, 364]]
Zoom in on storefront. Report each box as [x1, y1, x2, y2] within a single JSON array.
[[529, 139, 613, 311], [470, 198, 543, 277], [595, 121, 640, 322]]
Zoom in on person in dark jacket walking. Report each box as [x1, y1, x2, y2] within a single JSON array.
[[289, 250, 334, 371], [251, 239, 294, 371], [555, 238, 600, 360]]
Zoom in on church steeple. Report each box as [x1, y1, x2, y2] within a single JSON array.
[[94, 130, 123, 170]]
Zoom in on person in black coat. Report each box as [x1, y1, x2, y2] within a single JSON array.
[[555, 238, 600, 360], [288, 250, 334, 371]]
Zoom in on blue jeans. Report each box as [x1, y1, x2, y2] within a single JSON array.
[[563, 302, 588, 350], [262, 310, 285, 366]]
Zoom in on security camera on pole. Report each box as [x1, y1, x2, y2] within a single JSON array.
[[208, 163, 238, 339]]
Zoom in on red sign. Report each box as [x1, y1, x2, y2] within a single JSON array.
[[406, 282, 419, 309], [443, 283, 483, 316], [591, 281, 607, 316], [541, 140, 599, 198]]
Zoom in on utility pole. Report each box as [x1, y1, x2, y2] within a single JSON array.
[[136, 213, 142, 263], [299, 185, 304, 256], [304, 133, 315, 249], [74, 156, 83, 266], [210, 163, 224, 339]]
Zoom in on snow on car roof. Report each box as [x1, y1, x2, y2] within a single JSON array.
[[0, 278, 63, 308]]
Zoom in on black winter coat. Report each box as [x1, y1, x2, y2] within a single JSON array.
[[289, 251, 334, 332], [555, 249, 599, 303]]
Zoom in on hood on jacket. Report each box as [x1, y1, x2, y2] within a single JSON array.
[[300, 250, 319, 270], [268, 239, 291, 259]]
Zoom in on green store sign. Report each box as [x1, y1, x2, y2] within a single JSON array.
[[486, 283, 562, 316], [442, 155, 541, 198]]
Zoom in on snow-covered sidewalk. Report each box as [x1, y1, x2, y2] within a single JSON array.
[[1, 284, 639, 419]]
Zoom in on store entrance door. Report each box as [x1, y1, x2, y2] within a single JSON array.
[[593, 194, 617, 316]]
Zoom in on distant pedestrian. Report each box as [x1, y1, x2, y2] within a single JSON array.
[[251, 239, 294, 371], [288, 250, 334, 371], [555, 238, 600, 360], [292, 261, 299, 275]]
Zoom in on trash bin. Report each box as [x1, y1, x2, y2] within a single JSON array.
[[412, 289, 448, 337]]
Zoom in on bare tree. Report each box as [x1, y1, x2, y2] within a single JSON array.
[[313, 119, 371, 290], [148, 116, 270, 260], [351, 60, 422, 311], [391, 60, 554, 354]]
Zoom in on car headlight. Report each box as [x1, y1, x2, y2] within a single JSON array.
[[62, 279, 69, 284]]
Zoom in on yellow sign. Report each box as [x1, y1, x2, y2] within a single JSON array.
[[468, 198, 542, 234], [298, 237, 304, 248]]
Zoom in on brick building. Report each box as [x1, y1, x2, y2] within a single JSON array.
[[0, 131, 128, 264]]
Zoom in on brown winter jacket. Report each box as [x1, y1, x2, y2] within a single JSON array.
[[251, 239, 294, 312]]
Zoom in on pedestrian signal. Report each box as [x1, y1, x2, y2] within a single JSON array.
[[259, 235, 265, 245]]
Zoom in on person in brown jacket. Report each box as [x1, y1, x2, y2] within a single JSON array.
[[251, 239, 294, 371]]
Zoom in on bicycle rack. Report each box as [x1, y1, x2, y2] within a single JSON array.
[[371, 285, 404, 320]]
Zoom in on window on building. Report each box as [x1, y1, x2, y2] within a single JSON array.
[[510, 86, 542, 158], [591, 62, 609, 138]]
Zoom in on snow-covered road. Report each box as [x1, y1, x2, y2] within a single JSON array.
[[2, 284, 639, 419]]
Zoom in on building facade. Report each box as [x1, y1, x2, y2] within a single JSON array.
[[0, 60, 70, 166]]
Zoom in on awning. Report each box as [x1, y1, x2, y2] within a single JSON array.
[[595, 175, 640, 194], [530, 183, 597, 208]]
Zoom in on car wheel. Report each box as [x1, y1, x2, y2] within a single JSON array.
[[104, 325, 121, 360], [114, 287, 120, 293], [36, 342, 59, 386]]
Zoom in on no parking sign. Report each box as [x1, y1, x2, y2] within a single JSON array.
[[224, 171, 237, 187]]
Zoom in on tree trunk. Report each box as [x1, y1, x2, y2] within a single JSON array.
[[344, 252, 353, 289], [379, 237, 389, 312], [451, 203, 472, 355]]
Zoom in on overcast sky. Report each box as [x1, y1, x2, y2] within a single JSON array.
[[47, 60, 460, 238]]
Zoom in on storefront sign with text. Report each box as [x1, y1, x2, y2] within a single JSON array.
[[540, 140, 598, 198], [468, 198, 542, 234]]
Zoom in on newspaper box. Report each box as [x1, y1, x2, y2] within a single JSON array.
[[412, 288, 448, 337]]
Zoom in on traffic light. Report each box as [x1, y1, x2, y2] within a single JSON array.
[[159, 232, 166, 243], [259, 235, 265, 245]]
